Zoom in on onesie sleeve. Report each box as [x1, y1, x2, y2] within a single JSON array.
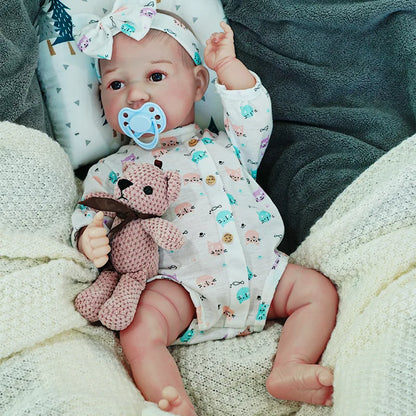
[[71, 157, 119, 247], [215, 71, 272, 179]]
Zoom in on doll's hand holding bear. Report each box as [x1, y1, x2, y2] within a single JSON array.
[[78, 211, 111, 268]]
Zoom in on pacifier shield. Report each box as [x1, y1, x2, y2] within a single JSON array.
[[118, 103, 166, 150]]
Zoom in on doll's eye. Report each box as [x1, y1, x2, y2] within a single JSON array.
[[143, 186, 153, 195], [149, 72, 165, 82], [110, 80, 124, 90]]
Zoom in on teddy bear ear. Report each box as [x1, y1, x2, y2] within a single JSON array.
[[165, 171, 181, 203]]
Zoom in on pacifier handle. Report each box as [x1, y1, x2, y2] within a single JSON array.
[[125, 119, 159, 150], [118, 103, 166, 150]]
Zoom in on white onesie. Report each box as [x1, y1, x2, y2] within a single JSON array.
[[72, 72, 288, 344]]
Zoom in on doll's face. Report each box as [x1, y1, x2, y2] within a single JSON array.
[[100, 32, 208, 136]]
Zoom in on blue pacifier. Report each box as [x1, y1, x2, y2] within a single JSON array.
[[118, 103, 166, 150]]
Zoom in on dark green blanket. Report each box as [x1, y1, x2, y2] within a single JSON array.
[[222, 0, 416, 253], [0, 0, 52, 136]]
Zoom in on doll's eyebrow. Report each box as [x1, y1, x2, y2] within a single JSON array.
[[101, 67, 118, 77], [150, 59, 173, 65]]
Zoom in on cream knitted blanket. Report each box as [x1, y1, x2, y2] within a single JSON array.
[[1, 121, 415, 415], [0, 122, 170, 416], [291, 131, 416, 416]]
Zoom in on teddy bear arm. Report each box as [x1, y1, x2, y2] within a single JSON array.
[[141, 218, 184, 251]]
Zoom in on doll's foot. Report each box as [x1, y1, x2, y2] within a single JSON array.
[[75, 270, 118, 321], [266, 362, 334, 406], [158, 386, 197, 416]]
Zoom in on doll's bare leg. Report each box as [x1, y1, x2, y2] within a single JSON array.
[[120, 280, 197, 416], [266, 263, 338, 406]]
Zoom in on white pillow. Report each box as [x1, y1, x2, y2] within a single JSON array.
[[37, 0, 226, 169]]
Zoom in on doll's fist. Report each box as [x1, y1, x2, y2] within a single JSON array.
[[78, 211, 111, 268]]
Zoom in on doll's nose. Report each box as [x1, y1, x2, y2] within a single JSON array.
[[127, 83, 150, 108]]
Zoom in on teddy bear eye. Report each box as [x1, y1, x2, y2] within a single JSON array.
[[143, 186, 153, 195]]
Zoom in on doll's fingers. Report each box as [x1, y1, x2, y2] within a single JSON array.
[[206, 22, 232, 46], [91, 245, 111, 267], [91, 211, 105, 226], [88, 226, 108, 238], [92, 244, 111, 259], [209, 26, 229, 41], [220, 21, 233, 37], [93, 255, 109, 269], [89, 236, 110, 249], [206, 33, 221, 46]]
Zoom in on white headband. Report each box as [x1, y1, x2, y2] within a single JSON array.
[[72, 0, 202, 78]]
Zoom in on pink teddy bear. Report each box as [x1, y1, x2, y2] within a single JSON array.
[[75, 161, 184, 330]]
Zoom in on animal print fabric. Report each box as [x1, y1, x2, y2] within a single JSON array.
[[72, 72, 287, 343]]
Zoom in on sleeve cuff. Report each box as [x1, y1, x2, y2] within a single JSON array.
[[214, 71, 263, 100]]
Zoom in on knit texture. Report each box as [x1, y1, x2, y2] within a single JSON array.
[[170, 323, 300, 416], [291, 133, 416, 416], [0, 122, 172, 416]]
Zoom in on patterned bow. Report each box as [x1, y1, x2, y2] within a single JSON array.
[[72, 0, 157, 60]]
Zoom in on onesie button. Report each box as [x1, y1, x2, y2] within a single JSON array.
[[188, 138, 198, 147], [205, 175, 216, 185], [222, 233, 233, 243]]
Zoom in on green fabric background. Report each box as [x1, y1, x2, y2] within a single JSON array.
[[0, 0, 52, 136], [222, 0, 416, 252]]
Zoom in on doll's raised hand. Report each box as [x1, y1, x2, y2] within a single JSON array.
[[78, 211, 111, 268], [204, 21, 255, 90], [204, 21, 236, 73]]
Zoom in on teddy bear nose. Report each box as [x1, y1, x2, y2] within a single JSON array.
[[143, 186, 153, 195], [118, 179, 133, 191]]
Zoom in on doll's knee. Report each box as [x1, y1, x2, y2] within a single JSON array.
[[306, 271, 339, 323], [316, 271, 338, 308], [286, 264, 338, 313]]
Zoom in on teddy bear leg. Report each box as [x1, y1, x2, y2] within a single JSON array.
[[99, 272, 146, 331], [75, 270, 119, 322]]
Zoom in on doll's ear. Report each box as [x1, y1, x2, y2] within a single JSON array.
[[193, 65, 209, 102], [165, 171, 182, 203]]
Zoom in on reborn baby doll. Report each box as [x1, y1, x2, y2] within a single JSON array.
[[72, 1, 338, 414]]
